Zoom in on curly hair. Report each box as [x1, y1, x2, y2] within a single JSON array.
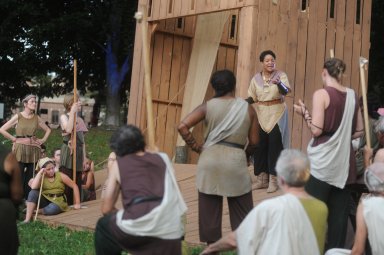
[[210, 69, 236, 98], [110, 125, 146, 157], [259, 50, 276, 62]]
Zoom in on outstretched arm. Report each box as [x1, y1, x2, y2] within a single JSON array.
[[101, 160, 121, 215], [61, 173, 81, 209], [200, 231, 237, 254]]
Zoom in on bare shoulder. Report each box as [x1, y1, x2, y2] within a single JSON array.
[[374, 149, 384, 163]]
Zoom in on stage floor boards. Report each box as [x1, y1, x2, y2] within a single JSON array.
[[38, 164, 282, 245]]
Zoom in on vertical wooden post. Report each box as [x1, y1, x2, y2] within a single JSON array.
[[135, 7, 156, 150], [72, 59, 78, 202], [359, 57, 371, 149]]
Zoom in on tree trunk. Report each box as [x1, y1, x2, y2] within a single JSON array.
[[105, 88, 120, 128]]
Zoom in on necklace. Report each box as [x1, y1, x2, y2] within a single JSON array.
[[262, 72, 272, 92]]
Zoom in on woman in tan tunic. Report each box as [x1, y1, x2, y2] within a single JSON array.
[[0, 95, 51, 199], [178, 70, 259, 245], [246, 50, 291, 193]]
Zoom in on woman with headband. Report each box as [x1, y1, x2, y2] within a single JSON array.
[[0, 94, 51, 200]]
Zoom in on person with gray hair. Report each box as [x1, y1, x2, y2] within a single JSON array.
[[364, 116, 384, 164], [326, 162, 384, 255], [201, 149, 328, 255]]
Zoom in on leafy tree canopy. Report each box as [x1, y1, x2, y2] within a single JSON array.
[[0, 0, 137, 108]]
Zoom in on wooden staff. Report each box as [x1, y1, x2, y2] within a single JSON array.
[[72, 59, 78, 202], [134, 7, 156, 150], [34, 172, 45, 221], [330, 49, 335, 58], [359, 57, 370, 149]]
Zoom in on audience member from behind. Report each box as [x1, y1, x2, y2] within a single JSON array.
[[81, 156, 96, 202], [365, 116, 384, 164], [94, 125, 187, 255], [24, 157, 80, 222], [0, 145, 23, 255], [326, 162, 384, 255], [201, 149, 328, 255]]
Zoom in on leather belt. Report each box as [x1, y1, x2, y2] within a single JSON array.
[[45, 193, 64, 199], [127, 195, 163, 207], [217, 141, 244, 149], [257, 98, 283, 106]]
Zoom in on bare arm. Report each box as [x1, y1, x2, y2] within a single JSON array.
[[61, 173, 81, 209], [82, 171, 94, 189], [37, 116, 51, 144], [30, 169, 44, 190], [4, 153, 23, 204], [200, 231, 237, 254], [351, 202, 367, 255], [177, 104, 206, 153], [352, 107, 364, 139], [101, 160, 121, 215], [293, 89, 327, 137], [60, 102, 81, 134], [0, 114, 19, 142]]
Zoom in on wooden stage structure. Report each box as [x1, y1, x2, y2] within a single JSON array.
[[128, 0, 372, 163], [38, 164, 281, 245]]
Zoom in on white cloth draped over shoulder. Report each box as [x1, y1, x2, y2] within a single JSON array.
[[203, 98, 248, 149], [115, 153, 187, 239], [325, 196, 384, 255], [236, 194, 319, 255], [307, 88, 355, 189], [362, 196, 384, 254]]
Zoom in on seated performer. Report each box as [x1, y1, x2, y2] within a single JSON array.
[[81, 156, 96, 202], [24, 157, 80, 223], [325, 162, 384, 255], [201, 149, 328, 255], [94, 125, 187, 255]]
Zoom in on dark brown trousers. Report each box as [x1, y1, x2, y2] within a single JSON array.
[[198, 191, 253, 243]]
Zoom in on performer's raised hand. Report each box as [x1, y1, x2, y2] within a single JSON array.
[[293, 99, 307, 116]]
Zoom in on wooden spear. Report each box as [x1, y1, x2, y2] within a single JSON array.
[[72, 59, 78, 202], [359, 57, 370, 150], [330, 49, 335, 58], [134, 7, 156, 150], [34, 172, 45, 221]]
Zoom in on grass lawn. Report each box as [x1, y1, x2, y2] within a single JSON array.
[[17, 221, 236, 255]]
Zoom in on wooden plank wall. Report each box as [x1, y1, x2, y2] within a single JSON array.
[[128, 0, 372, 162], [146, 0, 258, 21]]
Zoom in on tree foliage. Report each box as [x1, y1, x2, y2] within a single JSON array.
[[0, 0, 138, 118]]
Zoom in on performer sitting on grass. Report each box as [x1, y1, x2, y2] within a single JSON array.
[[201, 149, 328, 255], [24, 157, 80, 223]]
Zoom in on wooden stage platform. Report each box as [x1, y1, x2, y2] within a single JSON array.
[[38, 164, 281, 245]]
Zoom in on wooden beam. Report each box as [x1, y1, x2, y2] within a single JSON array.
[[236, 6, 258, 98], [176, 11, 230, 148]]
